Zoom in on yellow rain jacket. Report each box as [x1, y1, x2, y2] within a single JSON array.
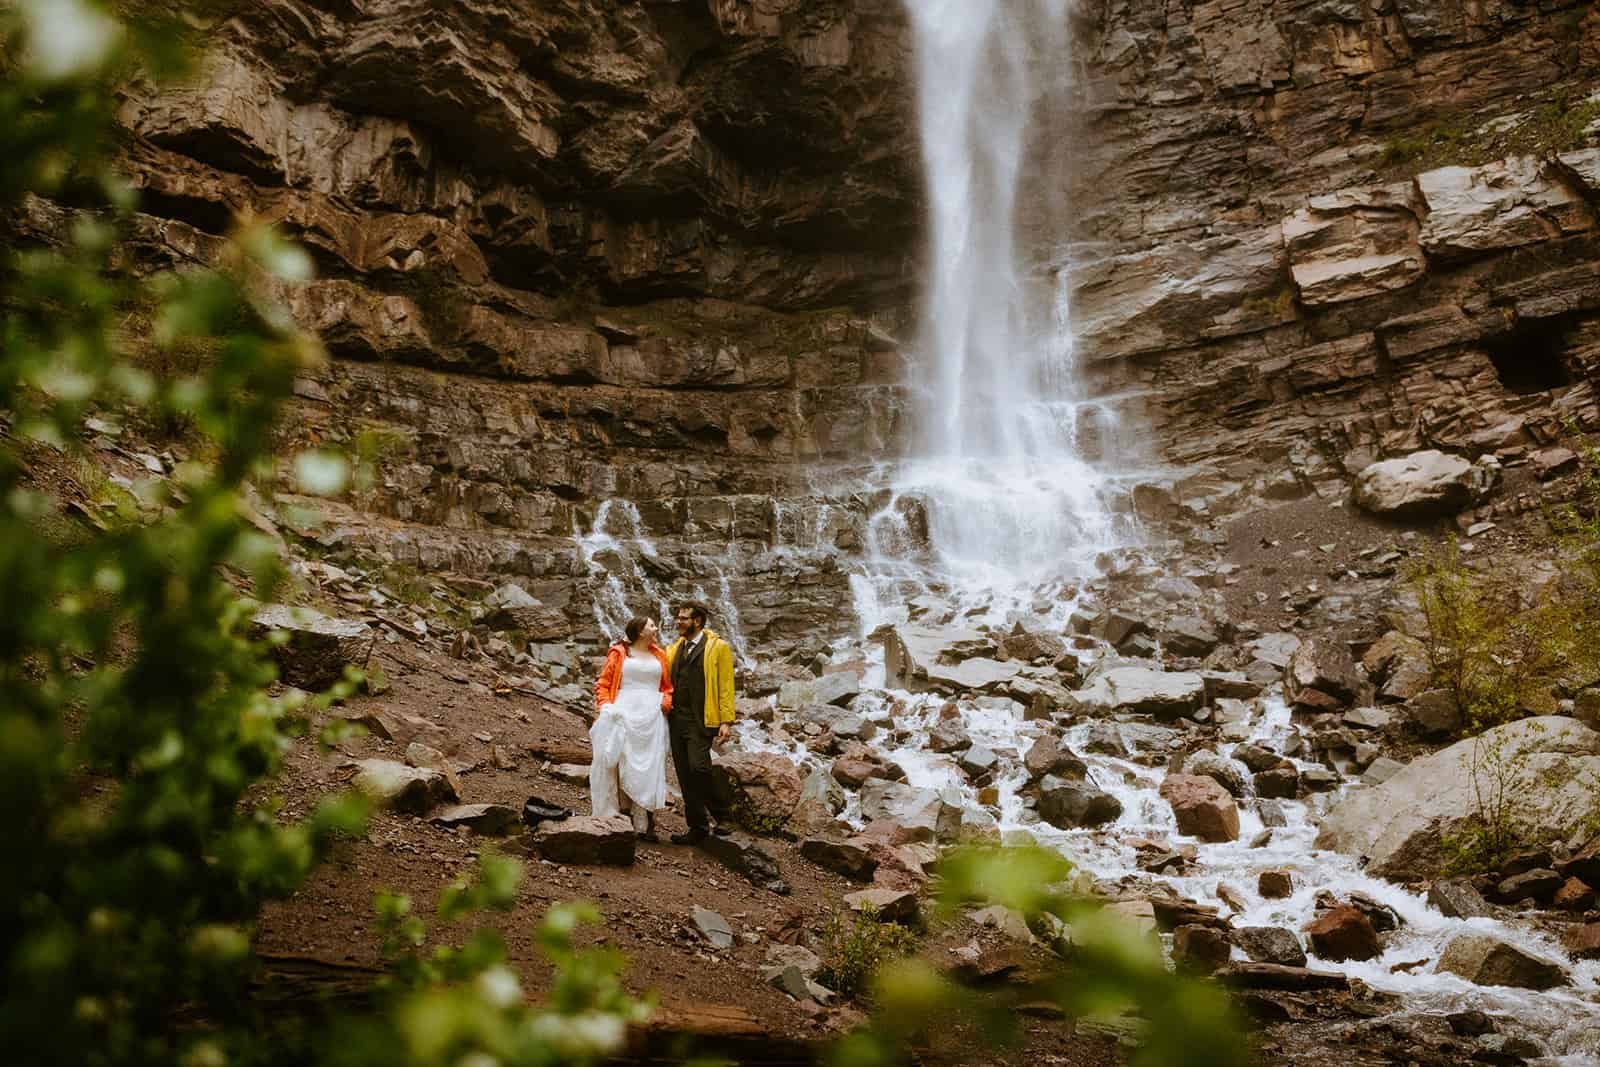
[[663, 628, 737, 728]]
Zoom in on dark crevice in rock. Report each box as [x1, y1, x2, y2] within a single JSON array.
[[1484, 314, 1579, 394]]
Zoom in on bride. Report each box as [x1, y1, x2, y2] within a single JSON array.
[[589, 615, 672, 840]]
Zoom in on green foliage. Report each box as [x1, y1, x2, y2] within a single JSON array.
[[817, 905, 920, 999], [831, 846, 1247, 1067], [1405, 539, 1589, 732], [1441, 726, 1536, 874], [1381, 91, 1600, 171]]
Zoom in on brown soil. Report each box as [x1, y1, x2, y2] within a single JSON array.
[[253, 638, 1122, 1065]]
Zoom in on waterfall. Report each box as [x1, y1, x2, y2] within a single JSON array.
[[868, 0, 1130, 621]]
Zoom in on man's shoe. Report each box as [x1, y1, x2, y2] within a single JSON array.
[[670, 829, 708, 846], [710, 823, 734, 837]]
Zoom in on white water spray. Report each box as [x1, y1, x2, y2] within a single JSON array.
[[859, 0, 1131, 624]]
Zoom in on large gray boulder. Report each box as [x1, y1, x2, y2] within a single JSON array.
[[1353, 450, 1498, 519], [1075, 667, 1207, 719], [778, 670, 861, 710], [352, 759, 453, 814], [1435, 933, 1569, 990], [859, 781, 961, 841], [1315, 718, 1600, 881], [1037, 776, 1123, 829], [252, 604, 373, 689]]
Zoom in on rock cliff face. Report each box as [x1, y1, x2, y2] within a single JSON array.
[[1067, 0, 1600, 524], [78, 0, 1600, 644]]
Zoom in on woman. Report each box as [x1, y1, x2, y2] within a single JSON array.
[[590, 615, 672, 840]]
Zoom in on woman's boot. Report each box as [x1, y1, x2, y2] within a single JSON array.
[[632, 806, 657, 842]]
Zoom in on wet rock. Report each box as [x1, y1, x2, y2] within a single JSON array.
[[1300, 767, 1340, 792], [1317, 717, 1600, 881], [1234, 743, 1287, 773], [1256, 799, 1288, 828], [713, 750, 804, 829], [928, 720, 972, 753], [999, 626, 1068, 664], [431, 803, 521, 835], [800, 837, 877, 882], [1181, 750, 1247, 797], [1562, 923, 1600, 960], [252, 604, 374, 689], [1342, 706, 1394, 731], [1427, 879, 1493, 919], [1234, 927, 1307, 968], [1494, 868, 1562, 904], [778, 671, 860, 710], [1008, 676, 1077, 719], [1284, 638, 1362, 711], [353, 759, 454, 814], [1037, 776, 1123, 829], [844, 887, 918, 925], [1024, 733, 1087, 780], [1159, 774, 1240, 842], [1446, 1010, 1495, 1037], [1076, 667, 1207, 719], [859, 781, 961, 842], [1305, 905, 1380, 962], [829, 715, 876, 742], [1557, 834, 1600, 887], [958, 744, 999, 782], [701, 831, 788, 894], [1435, 933, 1569, 989], [1354, 450, 1499, 519], [1172, 924, 1231, 975], [1405, 689, 1463, 738], [1258, 870, 1294, 899], [535, 815, 635, 866], [1253, 767, 1299, 799], [692, 906, 735, 949], [799, 766, 846, 815]]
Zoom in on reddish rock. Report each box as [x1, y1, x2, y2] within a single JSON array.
[[1159, 774, 1240, 842], [713, 751, 803, 827], [1258, 870, 1294, 899], [1305, 905, 1381, 962], [1553, 877, 1597, 912], [1284, 638, 1362, 712], [1558, 835, 1600, 888], [799, 836, 877, 882], [1563, 923, 1600, 961]]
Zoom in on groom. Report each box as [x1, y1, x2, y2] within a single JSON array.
[[663, 601, 736, 845]]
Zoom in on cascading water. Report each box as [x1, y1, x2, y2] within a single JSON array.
[[854, 0, 1134, 628]]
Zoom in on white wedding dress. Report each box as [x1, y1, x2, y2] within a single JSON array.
[[589, 649, 669, 817]]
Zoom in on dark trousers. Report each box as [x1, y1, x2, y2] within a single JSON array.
[[668, 712, 723, 832]]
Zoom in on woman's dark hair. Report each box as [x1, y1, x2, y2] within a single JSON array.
[[624, 616, 650, 643]]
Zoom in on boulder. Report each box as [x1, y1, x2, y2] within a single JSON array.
[[1558, 834, 1600, 887], [800, 837, 877, 882], [1172, 924, 1232, 975], [1234, 926, 1307, 968], [830, 746, 895, 789], [844, 887, 919, 925], [1305, 905, 1380, 962], [700, 830, 789, 893], [1353, 450, 1498, 519], [1417, 158, 1593, 260], [1024, 733, 1087, 781], [1181, 750, 1247, 797], [1258, 870, 1294, 899], [1361, 756, 1405, 785], [405, 742, 463, 800], [927, 720, 972, 753], [958, 745, 999, 781], [999, 627, 1068, 663], [799, 766, 846, 815], [713, 751, 804, 828], [1037, 776, 1123, 829], [1159, 774, 1240, 842], [1563, 923, 1600, 961], [1233, 743, 1287, 773], [1076, 667, 1207, 719], [1435, 933, 1568, 989], [1253, 767, 1299, 799], [431, 803, 521, 835], [1427, 879, 1492, 919], [859, 781, 961, 842], [778, 671, 861, 710], [1284, 638, 1361, 711], [1494, 868, 1563, 904], [482, 583, 567, 639], [535, 815, 635, 866], [1405, 689, 1462, 738], [1161, 617, 1221, 657], [252, 604, 374, 689], [1316, 718, 1600, 881], [352, 759, 454, 814], [1553, 877, 1596, 912]]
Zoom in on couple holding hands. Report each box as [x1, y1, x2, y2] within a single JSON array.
[[589, 602, 735, 845]]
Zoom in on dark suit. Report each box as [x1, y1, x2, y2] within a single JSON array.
[[668, 634, 724, 832]]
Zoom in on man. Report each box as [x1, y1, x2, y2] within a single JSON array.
[[662, 601, 736, 845]]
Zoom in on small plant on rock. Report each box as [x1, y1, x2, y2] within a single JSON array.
[[818, 904, 920, 999]]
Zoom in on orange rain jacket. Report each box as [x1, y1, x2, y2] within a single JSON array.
[[593, 642, 673, 713]]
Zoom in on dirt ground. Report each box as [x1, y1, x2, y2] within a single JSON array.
[[252, 638, 1123, 1065]]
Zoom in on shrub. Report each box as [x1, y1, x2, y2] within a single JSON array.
[[818, 904, 920, 999]]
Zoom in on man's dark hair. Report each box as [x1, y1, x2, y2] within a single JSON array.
[[624, 616, 650, 643], [675, 602, 709, 626]]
